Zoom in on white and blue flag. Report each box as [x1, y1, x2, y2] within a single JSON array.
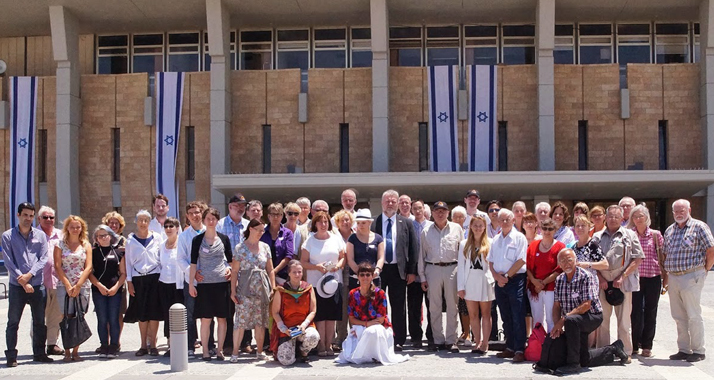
[[155, 72, 184, 219], [468, 65, 498, 171], [428, 65, 459, 172], [9, 76, 38, 228]]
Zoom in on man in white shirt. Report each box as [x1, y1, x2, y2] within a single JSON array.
[[177, 201, 207, 357], [37, 206, 64, 356], [149, 194, 169, 241], [489, 208, 528, 362], [418, 201, 463, 352], [398, 194, 415, 220]]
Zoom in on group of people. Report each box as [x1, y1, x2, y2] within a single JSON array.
[[2, 189, 712, 374]]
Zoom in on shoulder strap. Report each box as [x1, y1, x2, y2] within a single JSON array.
[[652, 230, 665, 271]]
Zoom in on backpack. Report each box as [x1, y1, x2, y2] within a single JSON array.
[[524, 322, 547, 361], [533, 335, 567, 375]]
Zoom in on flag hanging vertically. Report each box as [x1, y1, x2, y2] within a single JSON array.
[[9, 76, 38, 228], [428, 65, 459, 172], [468, 65, 498, 172], [155, 72, 184, 219]]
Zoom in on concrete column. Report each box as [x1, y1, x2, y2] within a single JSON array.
[[700, 0, 714, 227], [536, 0, 555, 171], [206, 0, 232, 215], [371, 0, 389, 172], [50, 6, 81, 220], [368, 197, 383, 215]]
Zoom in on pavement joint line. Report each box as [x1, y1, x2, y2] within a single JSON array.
[[57, 357, 142, 380], [225, 361, 283, 380]]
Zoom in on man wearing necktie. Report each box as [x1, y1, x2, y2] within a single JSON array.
[[371, 189, 419, 352]]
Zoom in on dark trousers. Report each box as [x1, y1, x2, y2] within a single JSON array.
[[407, 280, 433, 344], [6, 284, 47, 360], [490, 302, 500, 341], [183, 283, 214, 351], [563, 312, 615, 367], [224, 301, 234, 349], [92, 288, 122, 346], [494, 273, 526, 352], [631, 275, 661, 350], [381, 264, 407, 346]]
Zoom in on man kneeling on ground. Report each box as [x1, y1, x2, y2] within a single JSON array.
[[550, 248, 629, 375]]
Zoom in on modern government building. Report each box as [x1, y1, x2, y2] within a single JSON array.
[[1, 0, 714, 233]]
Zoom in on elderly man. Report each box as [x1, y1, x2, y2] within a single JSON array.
[[665, 199, 714, 362], [418, 201, 463, 352], [295, 197, 311, 225], [489, 208, 528, 362], [408, 199, 434, 348], [398, 194, 414, 220], [297, 199, 330, 249], [535, 202, 551, 226], [331, 189, 357, 229], [619, 197, 636, 227], [36, 206, 64, 356], [246, 200, 264, 223], [149, 194, 169, 240], [550, 249, 629, 375], [373, 190, 419, 351], [594, 205, 644, 361]]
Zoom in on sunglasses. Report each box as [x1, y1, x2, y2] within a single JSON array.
[[541, 227, 556, 231], [41, 215, 55, 220], [358, 272, 373, 277], [488, 208, 500, 213], [286, 211, 299, 217]]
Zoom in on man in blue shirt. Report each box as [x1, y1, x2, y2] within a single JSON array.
[[1, 202, 54, 366]]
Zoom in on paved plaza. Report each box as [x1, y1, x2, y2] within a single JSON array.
[[1, 271, 714, 380]]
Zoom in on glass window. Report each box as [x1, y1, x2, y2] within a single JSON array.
[[351, 27, 372, 67], [502, 24, 535, 64], [426, 26, 459, 66], [277, 29, 309, 70], [313, 28, 347, 68], [464, 25, 498, 65], [132, 33, 164, 73], [579, 23, 613, 64], [389, 26, 422, 66], [168, 32, 200, 72], [617, 23, 651, 65], [204, 31, 236, 71], [554, 24, 575, 64], [694, 23, 700, 63], [655, 23, 689, 64], [240, 30, 272, 70], [97, 35, 129, 74]]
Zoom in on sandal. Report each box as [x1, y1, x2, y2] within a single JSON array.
[[216, 353, 225, 361], [230, 355, 239, 363], [318, 351, 328, 357], [326, 348, 335, 356], [72, 355, 83, 362], [135, 348, 148, 357], [149, 348, 159, 357], [256, 352, 269, 361], [63, 356, 72, 363]]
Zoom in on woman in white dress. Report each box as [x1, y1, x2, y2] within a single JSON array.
[[337, 262, 409, 365], [457, 215, 495, 355]]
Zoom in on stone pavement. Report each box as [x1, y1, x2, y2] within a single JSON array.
[[1, 271, 714, 380]]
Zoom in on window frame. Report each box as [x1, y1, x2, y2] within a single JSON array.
[[654, 22, 690, 64], [577, 22, 614, 64], [463, 24, 500, 66], [203, 30, 237, 71], [389, 25, 424, 67], [500, 23, 536, 65], [616, 22, 653, 65], [425, 25, 461, 67], [349, 26, 372, 68], [131, 32, 165, 73], [167, 31, 201, 73], [276, 28, 311, 70], [554, 23, 575, 64], [693, 22, 700, 63], [239, 29, 274, 70], [96, 34, 130, 74]]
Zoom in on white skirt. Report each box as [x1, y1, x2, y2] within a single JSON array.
[[336, 325, 409, 366], [464, 268, 495, 302]]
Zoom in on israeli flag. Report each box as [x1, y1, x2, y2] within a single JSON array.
[[428, 65, 459, 172], [9, 77, 38, 228], [155, 72, 184, 219], [468, 65, 498, 171]]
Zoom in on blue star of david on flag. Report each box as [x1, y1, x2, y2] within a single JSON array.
[[164, 135, 174, 146], [477, 112, 488, 123], [17, 138, 28, 148], [438, 112, 449, 123]]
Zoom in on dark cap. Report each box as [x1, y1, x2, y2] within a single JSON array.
[[432, 201, 449, 211], [228, 193, 248, 204], [465, 189, 480, 198]]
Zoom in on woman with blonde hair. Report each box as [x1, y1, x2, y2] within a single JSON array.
[[54, 215, 93, 362], [456, 215, 494, 354]]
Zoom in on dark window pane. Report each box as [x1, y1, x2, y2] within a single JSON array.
[[427, 26, 459, 38], [186, 126, 195, 180], [618, 45, 650, 64], [169, 32, 199, 45], [554, 48, 574, 64], [278, 51, 308, 69], [133, 55, 163, 73], [580, 24, 612, 36], [241, 30, 272, 43], [580, 45, 612, 64], [618, 24, 650, 36], [278, 30, 308, 41], [315, 29, 346, 40], [112, 128, 121, 181], [352, 28, 371, 40], [695, 23, 700, 35], [38, 129, 47, 183], [427, 48, 458, 66], [656, 23, 688, 35], [503, 46, 535, 64], [205, 54, 211, 71], [98, 56, 129, 74], [555, 24, 574, 36], [352, 50, 372, 67], [502, 25, 535, 37], [465, 47, 498, 65], [389, 27, 421, 39], [314, 50, 346, 68], [390, 48, 421, 66], [98, 35, 128, 47], [133, 34, 163, 46], [656, 45, 688, 64], [241, 52, 271, 70], [168, 54, 199, 72], [464, 25, 498, 37]]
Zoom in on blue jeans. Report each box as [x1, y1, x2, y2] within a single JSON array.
[[6, 284, 47, 359], [92, 287, 122, 346], [494, 273, 526, 353]]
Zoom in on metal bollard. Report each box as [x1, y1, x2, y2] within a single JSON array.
[[169, 303, 188, 371]]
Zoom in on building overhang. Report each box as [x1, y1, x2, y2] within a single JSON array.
[[212, 170, 714, 204]]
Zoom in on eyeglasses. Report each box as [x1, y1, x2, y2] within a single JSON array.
[[187, 211, 202, 216], [41, 215, 55, 220], [358, 273, 373, 277], [488, 208, 500, 213], [286, 211, 299, 217], [96, 234, 110, 239], [164, 225, 177, 229], [268, 213, 282, 218], [541, 227, 556, 231]]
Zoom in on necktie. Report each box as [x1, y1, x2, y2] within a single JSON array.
[[386, 218, 393, 263]]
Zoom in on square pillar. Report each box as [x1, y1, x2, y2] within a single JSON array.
[[536, 0, 555, 171], [371, 0, 389, 172], [700, 0, 714, 226]]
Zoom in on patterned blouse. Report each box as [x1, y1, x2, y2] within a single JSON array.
[[572, 238, 604, 277], [58, 241, 90, 288], [348, 286, 392, 328]]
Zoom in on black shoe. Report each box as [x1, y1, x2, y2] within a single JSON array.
[[448, 344, 460, 353], [33, 355, 54, 363], [438, 344, 447, 351], [687, 353, 706, 362], [611, 339, 629, 363], [670, 351, 690, 360], [427, 344, 437, 352], [555, 364, 582, 375], [394, 344, 403, 352], [413, 342, 423, 349], [6, 359, 17, 367], [47, 345, 65, 356]]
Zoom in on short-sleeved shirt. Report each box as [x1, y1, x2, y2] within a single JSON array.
[[304, 234, 346, 287], [92, 245, 124, 289], [635, 228, 664, 278], [348, 233, 384, 276], [488, 228, 528, 274], [664, 217, 714, 273], [572, 238, 604, 277], [526, 239, 565, 291], [348, 287, 391, 328], [595, 226, 645, 283], [260, 224, 295, 280], [555, 266, 602, 316]]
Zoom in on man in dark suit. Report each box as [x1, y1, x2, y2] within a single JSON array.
[[371, 189, 419, 351]]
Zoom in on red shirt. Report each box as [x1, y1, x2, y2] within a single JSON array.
[[526, 239, 565, 295], [348, 287, 392, 328]]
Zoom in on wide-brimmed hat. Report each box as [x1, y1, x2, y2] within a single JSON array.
[[354, 208, 373, 221], [316, 273, 339, 299]]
